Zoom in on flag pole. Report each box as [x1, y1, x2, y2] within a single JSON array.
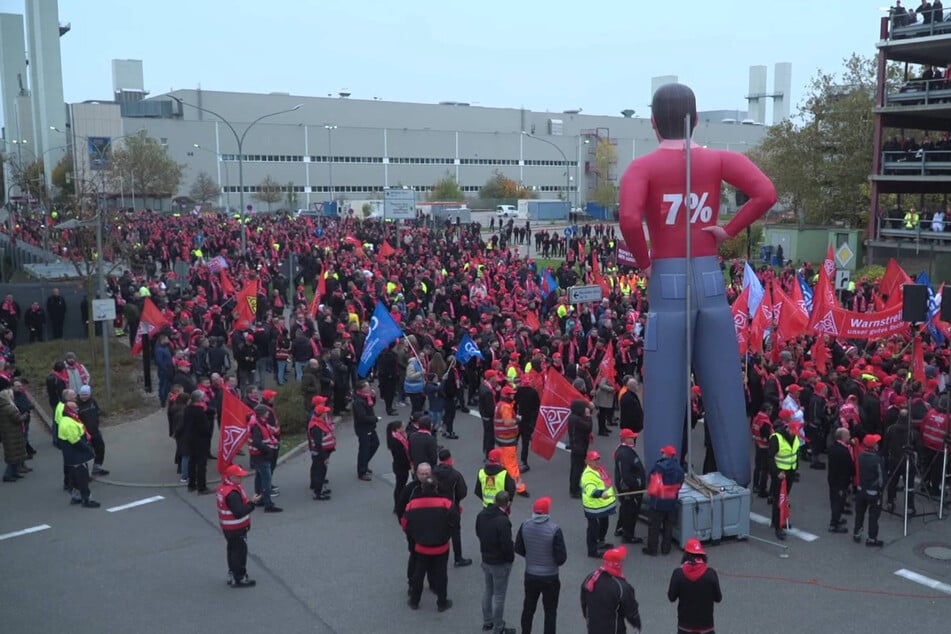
[[684, 113, 694, 477]]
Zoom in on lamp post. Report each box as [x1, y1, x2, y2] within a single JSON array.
[[193, 144, 230, 209], [522, 132, 571, 205], [324, 124, 337, 205], [170, 97, 302, 256]]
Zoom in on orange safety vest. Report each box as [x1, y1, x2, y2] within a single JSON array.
[[750, 412, 772, 449], [216, 482, 251, 531], [307, 415, 336, 453], [921, 411, 948, 451], [494, 401, 518, 446]]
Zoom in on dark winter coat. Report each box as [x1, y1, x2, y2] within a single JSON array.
[[0, 394, 27, 466], [567, 399, 592, 454], [475, 504, 515, 565], [667, 561, 722, 631]]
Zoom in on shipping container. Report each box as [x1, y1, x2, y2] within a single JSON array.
[[526, 200, 569, 221]]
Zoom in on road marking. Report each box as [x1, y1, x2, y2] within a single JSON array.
[[0, 524, 51, 541], [106, 495, 164, 513], [894, 569, 951, 594], [556, 442, 569, 452], [748, 512, 819, 542], [380, 472, 396, 485]]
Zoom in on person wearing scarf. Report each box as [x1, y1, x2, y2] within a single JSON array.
[[667, 539, 722, 634], [580, 545, 641, 634], [183, 390, 214, 494]]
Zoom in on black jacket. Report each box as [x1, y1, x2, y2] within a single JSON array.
[[514, 385, 541, 431], [387, 431, 412, 472], [376, 348, 399, 380], [613, 443, 645, 492], [857, 450, 885, 495], [567, 400, 592, 454], [352, 392, 378, 432], [667, 563, 722, 631], [478, 382, 496, 420], [433, 462, 468, 509], [404, 491, 459, 552], [475, 504, 515, 565], [580, 571, 641, 634], [76, 397, 102, 437], [408, 429, 438, 468], [183, 404, 213, 454], [827, 440, 854, 489], [618, 390, 644, 433]]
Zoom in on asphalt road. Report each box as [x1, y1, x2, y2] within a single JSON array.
[[1, 407, 949, 633]]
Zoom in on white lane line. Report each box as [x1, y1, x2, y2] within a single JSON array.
[[106, 495, 164, 513], [556, 442, 569, 452], [748, 512, 819, 542], [0, 524, 51, 541], [894, 569, 951, 595]]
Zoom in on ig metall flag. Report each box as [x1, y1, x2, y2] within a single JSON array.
[[357, 302, 404, 377], [455, 333, 484, 364]]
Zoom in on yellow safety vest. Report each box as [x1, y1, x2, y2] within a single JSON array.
[[581, 465, 616, 512], [771, 433, 801, 470], [904, 212, 919, 229], [478, 469, 508, 507], [57, 415, 86, 445], [557, 305, 568, 319]]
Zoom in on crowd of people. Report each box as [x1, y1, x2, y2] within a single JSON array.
[[1, 201, 949, 631]]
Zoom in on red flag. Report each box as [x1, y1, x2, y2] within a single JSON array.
[[379, 240, 396, 258], [873, 292, 885, 312], [316, 272, 327, 303], [235, 278, 259, 327], [345, 235, 365, 257], [594, 341, 616, 386], [815, 247, 837, 309], [219, 270, 235, 296], [811, 337, 830, 375], [775, 282, 808, 342], [731, 285, 751, 356], [531, 368, 586, 460], [131, 298, 170, 356], [789, 273, 810, 318], [309, 287, 321, 318], [913, 334, 926, 383], [218, 390, 253, 475], [778, 478, 791, 528], [750, 282, 781, 354], [525, 311, 541, 333], [878, 258, 912, 299], [578, 241, 586, 261]]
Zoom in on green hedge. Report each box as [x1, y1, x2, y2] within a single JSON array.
[[273, 381, 308, 436]]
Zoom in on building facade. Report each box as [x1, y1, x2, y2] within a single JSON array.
[[69, 88, 768, 211]]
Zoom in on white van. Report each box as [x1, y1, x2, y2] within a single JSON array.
[[496, 205, 517, 218]]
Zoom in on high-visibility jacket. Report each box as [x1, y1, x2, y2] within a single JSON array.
[[581, 465, 616, 514], [750, 412, 772, 449], [904, 212, 920, 229], [505, 365, 519, 382], [556, 305, 568, 319], [57, 412, 87, 445], [477, 468, 508, 507], [249, 418, 279, 456], [772, 432, 801, 470], [307, 415, 336, 453], [494, 401, 518, 446], [216, 482, 251, 531], [921, 410, 948, 451]]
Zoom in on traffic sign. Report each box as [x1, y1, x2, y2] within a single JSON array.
[[384, 188, 416, 220], [835, 269, 851, 291], [834, 243, 854, 268], [92, 299, 116, 322], [568, 284, 603, 304]]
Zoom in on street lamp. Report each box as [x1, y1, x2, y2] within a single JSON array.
[[193, 144, 230, 209], [324, 124, 338, 205], [170, 96, 302, 256], [522, 131, 571, 205]]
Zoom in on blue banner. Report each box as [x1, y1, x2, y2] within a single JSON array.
[[455, 333, 484, 364], [357, 302, 404, 377], [797, 273, 814, 315], [541, 271, 559, 298], [744, 261, 765, 314], [916, 272, 945, 344]]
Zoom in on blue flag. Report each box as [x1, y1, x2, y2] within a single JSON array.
[[455, 333, 484, 364], [357, 302, 404, 377], [541, 271, 559, 298], [916, 272, 945, 344], [797, 273, 814, 315], [743, 261, 765, 314]]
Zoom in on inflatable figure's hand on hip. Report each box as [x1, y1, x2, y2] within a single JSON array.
[[702, 225, 731, 246]]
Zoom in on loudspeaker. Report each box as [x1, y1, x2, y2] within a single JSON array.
[[902, 284, 930, 323], [943, 286, 951, 322]]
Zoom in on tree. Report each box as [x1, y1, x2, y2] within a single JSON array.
[[109, 132, 184, 203], [5, 158, 48, 206], [428, 173, 465, 202], [749, 54, 903, 227], [51, 153, 74, 199], [188, 171, 220, 205], [592, 139, 618, 208], [479, 171, 533, 200], [285, 182, 299, 209], [253, 175, 283, 212]]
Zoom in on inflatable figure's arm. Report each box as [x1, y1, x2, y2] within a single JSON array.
[[720, 152, 777, 238], [618, 163, 651, 270]]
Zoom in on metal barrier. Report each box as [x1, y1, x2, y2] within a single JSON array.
[[881, 150, 951, 175], [889, 10, 951, 38], [887, 78, 951, 106], [878, 215, 951, 242]]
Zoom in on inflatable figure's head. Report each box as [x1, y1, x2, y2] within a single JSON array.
[[651, 83, 698, 141]]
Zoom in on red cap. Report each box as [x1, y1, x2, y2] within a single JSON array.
[[314, 405, 332, 414], [261, 390, 277, 400], [501, 386, 516, 397], [787, 384, 804, 393], [579, 356, 589, 364], [620, 428, 638, 440], [223, 464, 250, 478], [893, 396, 908, 406], [586, 450, 601, 461], [660, 445, 677, 456], [311, 395, 328, 405], [245, 334, 255, 342], [552, 352, 562, 359], [863, 434, 882, 448], [683, 538, 706, 555], [779, 409, 794, 420], [487, 448, 502, 464], [484, 370, 497, 379], [691, 385, 702, 395], [533, 497, 552, 514], [602, 546, 628, 574]]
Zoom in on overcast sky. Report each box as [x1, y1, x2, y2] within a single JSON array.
[[0, 0, 888, 127]]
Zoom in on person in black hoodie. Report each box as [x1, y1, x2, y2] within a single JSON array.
[[377, 343, 400, 415], [76, 386, 109, 476], [434, 447, 472, 567], [514, 375, 541, 472], [479, 370, 499, 457], [352, 380, 380, 480], [476, 490, 516, 634], [667, 539, 722, 634], [409, 416, 439, 469], [580, 545, 640, 634], [183, 390, 214, 493], [567, 400, 592, 498]]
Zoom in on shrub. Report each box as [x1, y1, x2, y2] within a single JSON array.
[[273, 381, 308, 435], [855, 264, 885, 283], [719, 225, 763, 260]]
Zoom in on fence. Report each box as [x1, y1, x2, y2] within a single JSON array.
[[0, 282, 100, 345]]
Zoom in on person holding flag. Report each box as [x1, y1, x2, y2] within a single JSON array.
[[768, 410, 801, 540], [358, 302, 405, 378], [216, 463, 262, 588]]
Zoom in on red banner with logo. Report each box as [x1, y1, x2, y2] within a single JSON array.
[[531, 368, 586, 460], [218, 389, 253, 475], [810, 301, 908, 339]]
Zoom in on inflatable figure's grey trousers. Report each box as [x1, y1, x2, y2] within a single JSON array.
[[642, 255, 750, 487]]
